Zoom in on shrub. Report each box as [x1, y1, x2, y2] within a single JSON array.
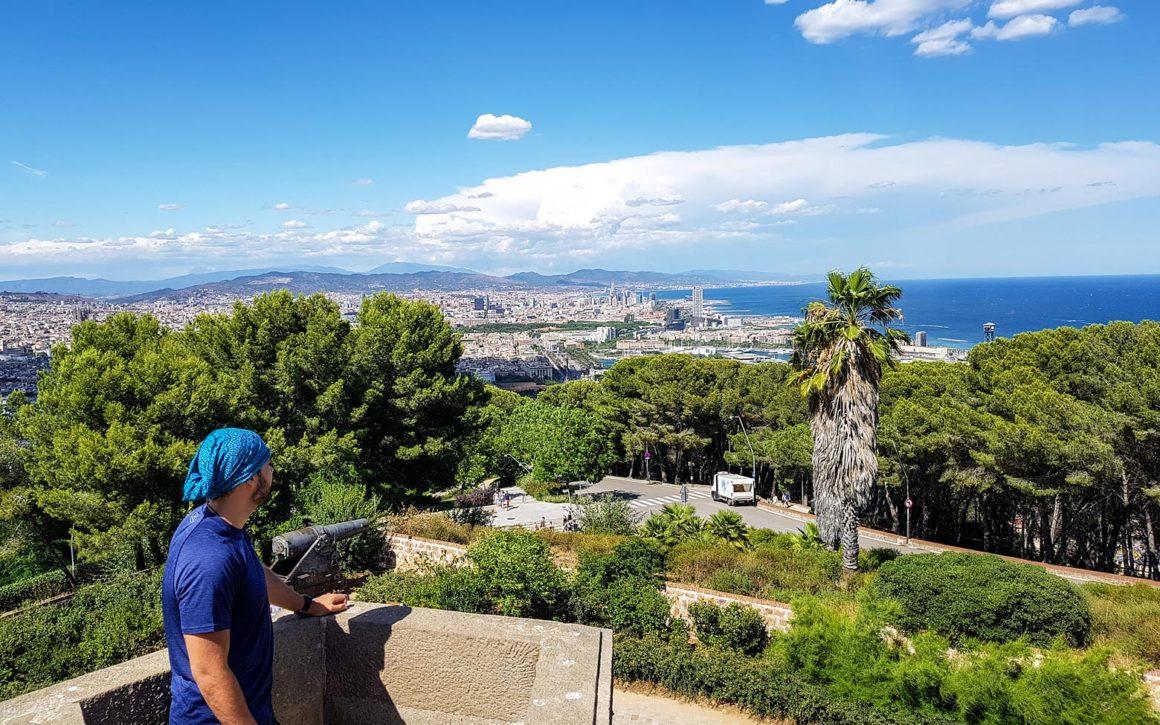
[[387, 509, 479, 544], [0, 570, 164, 701], [668, 539, 845, 600], [0, 569, 71, 611], [706, 510, 750, 550], [641, 504, 707, 548], [613, 634, 933, 725], [689, 602, 768, 656], [570, 494, 640, 535], [535, 529, 626, 562], [1084, 582, 1160, 666], [466, 529, 567, 618], [859, 547, 901, 571], [576, 537, 665, 588], [747, 528, 796, 549], [872, 553, 1092, 646], [606, 577, 672, 636], [705, 569, 759, 597], [300, 476, 381, 570], [454, 483, 497, 509], [446, 506, 492, 527], [357, 565, 488, 613]]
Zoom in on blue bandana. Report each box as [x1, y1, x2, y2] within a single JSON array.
[[183, 428, 272, 502]]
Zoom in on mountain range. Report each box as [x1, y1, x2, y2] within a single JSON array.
[[1, 266, 807, 301]]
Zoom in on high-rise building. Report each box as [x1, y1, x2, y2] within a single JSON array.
[[692, 286, 704, 319], [914, 330, 928, 347], [983, 322, 996, 343]]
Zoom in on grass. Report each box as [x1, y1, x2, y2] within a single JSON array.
[[1084, 582, 1160, 667]]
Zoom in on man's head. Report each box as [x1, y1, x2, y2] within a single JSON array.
[[183, 428, 274, 511]]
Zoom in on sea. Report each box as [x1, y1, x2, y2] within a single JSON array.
[[656, 275, 1160, 349]]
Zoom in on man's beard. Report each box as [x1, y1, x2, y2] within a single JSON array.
[[251, 478, 272, 505]]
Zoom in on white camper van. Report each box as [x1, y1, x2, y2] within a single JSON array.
[[712, 472, 755, 506]]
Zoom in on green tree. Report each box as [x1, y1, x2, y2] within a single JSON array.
[[790, 269, 907, 570]]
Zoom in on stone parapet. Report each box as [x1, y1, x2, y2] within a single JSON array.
[[662, 582, 793, 633], [0, 604, 613, 725]]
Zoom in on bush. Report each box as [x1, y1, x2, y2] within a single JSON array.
[[689, 602, 768, 656], [0, 569, 71, 611], [705, 569, 759, 597], [613, 634, 932, 725], [576, 537, 665, 587], [454, 483, 497, 509], [446, 506, 492, 527], [387, 510, 479, 544], [872, 553, 1092, 646], [606, 577, 673, 636], [466, 529, 567, 618], [299, 476, 382, 570], [668, 539, 846, 600], [357, 565, 488, 613], [570, 494, 640, 535], [1084, 582, 1160, 666], [859, 547, 901, 571], [0, 570, 164, 701]]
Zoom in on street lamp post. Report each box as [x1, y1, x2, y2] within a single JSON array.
[[734, 415, 757, 478]]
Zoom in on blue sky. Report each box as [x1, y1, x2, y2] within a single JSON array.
[[1, 1, 1157, 280]]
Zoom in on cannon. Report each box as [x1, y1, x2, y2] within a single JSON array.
[[270, 518, 371, 595]]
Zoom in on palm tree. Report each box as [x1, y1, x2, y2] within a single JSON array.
[[642, 503, 706, 548], [790, 268, 907, 571], [708, 510, 750, 550]]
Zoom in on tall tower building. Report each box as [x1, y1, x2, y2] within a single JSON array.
[[914, 330, 928, 347], [983, 322, 996, 343], [692, 286, 704, 319]]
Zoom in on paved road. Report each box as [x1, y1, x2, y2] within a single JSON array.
[[585, 476, 932, 555]]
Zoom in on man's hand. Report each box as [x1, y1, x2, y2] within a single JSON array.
[[309, 592, 350, 616]]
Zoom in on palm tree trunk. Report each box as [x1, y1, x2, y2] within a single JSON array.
[[840, 503, 860, 571]]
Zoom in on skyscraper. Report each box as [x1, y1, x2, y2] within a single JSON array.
[[692, 286, 704, 319], [914, 330, 928, 347]]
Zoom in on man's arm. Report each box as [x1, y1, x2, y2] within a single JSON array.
[[185, 630, 257, 725], [262, 566, 350, 616]]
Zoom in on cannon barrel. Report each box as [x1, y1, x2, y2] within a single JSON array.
[[271, 518, 370, 565]]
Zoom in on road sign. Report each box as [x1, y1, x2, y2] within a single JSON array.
[[905, 498, 913, 508]]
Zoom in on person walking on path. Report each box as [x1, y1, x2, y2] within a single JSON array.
[[162, 428, 350, 725], [680, 483, 689, 504]]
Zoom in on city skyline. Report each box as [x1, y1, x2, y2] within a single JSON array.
[[2, 1, 1157, 280]]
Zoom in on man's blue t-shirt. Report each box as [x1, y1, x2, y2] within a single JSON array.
[[162, 504, 275, 724]]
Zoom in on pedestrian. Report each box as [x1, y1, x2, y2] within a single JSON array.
[[503, 491, 511, 509], [680, 483, 688, 504], [782, 490, 791, 507], [162, 428, 349, 725]]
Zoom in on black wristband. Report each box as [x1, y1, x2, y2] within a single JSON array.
[[295, 594, 313, 617]]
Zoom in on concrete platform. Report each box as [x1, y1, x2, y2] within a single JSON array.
[[0, 604, 613, 725]]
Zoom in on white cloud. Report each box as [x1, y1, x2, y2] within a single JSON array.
[[158, 203, 184, 211], [5, 135, 1158, 272], [353, 209, 390, 218], [404, 200, 482, 214], [1069, 5, 1124, 26], [352, 178, 375, 186], [396, 134, 1160, 262], [273, 202, 293, 210], [10, 161, 48, 177], [282, 219, 309, 229], [626, 195, 685, 207], [988, 0, 1080, 19], [972, 14, 1058, 40], [467, 114, 532, 141], [911, 18, 974, 56], [770, 198, 811, 215], [715, 199, 769, 214], [794, 0, 970, 44]]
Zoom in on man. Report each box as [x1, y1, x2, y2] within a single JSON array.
[[162, 428, 349, 724]]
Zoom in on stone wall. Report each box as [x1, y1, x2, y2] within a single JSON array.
[[0, 604, 613, 725], [662, 582, 793, 633], [382, 533, 468, 571], [381, 535, 793, 633]]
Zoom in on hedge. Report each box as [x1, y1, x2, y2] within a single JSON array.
[[0, 569, 71, 612], [613, 633, 953, 725], [871, 553, 1092, 646]]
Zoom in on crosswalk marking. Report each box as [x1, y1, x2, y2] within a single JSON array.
[[627, 490, 712, 509]]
